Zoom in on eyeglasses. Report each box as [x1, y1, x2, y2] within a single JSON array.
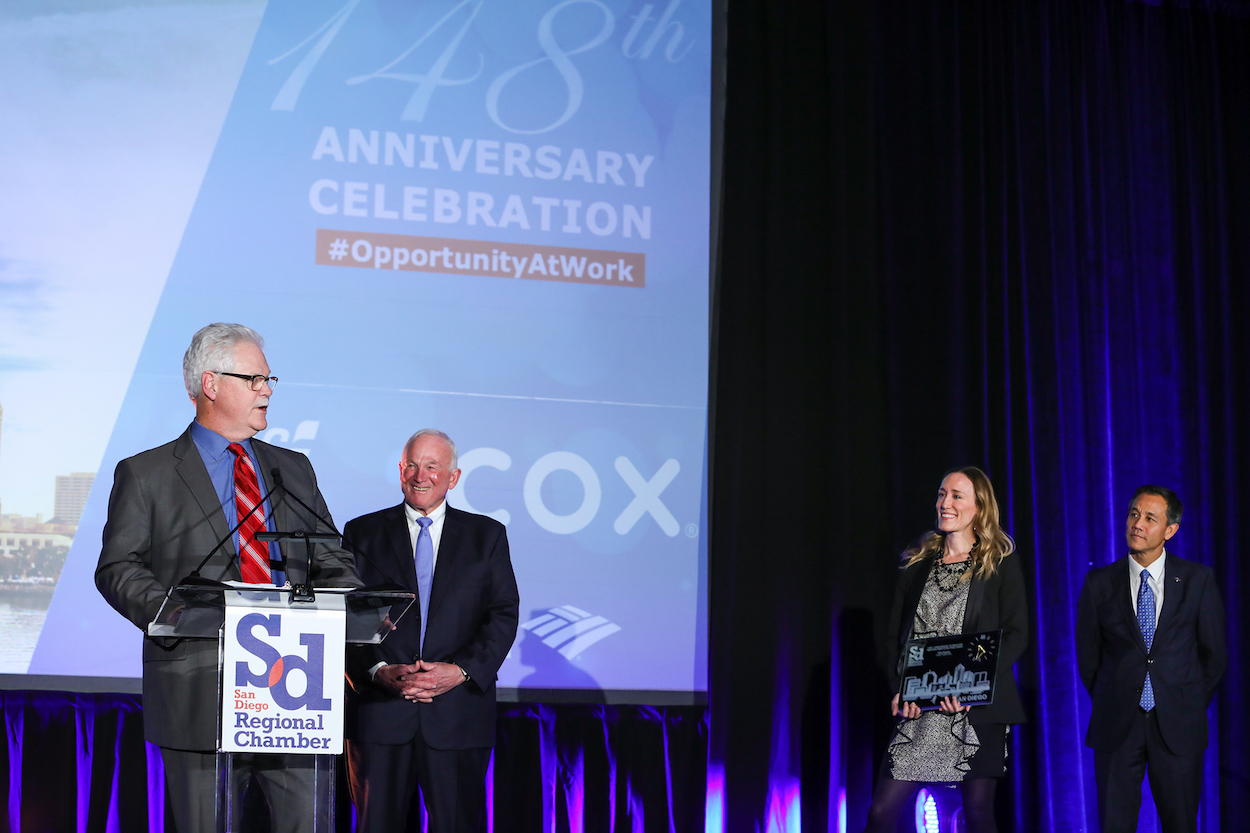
[[215, 371, 278, 392]]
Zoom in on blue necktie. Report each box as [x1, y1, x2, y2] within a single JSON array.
[[1137, 569, 1156, 710], [415, 516, 434, 653]]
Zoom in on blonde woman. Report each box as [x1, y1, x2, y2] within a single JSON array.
[[864, 467, 1028, 833]]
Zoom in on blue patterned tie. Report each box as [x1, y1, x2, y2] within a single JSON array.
[[1138, 569, 1155, 710], [415, 516, 434, 653]]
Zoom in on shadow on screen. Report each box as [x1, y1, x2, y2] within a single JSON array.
[[515, 609, 607, 704]]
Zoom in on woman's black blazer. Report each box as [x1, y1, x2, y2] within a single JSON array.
[[886, 551, 1029, 726]]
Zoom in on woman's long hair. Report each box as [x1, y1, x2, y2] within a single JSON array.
[[902, 466, 1015, 581]]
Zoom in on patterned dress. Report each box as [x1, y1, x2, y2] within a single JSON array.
[[887, 559, 981, 782]]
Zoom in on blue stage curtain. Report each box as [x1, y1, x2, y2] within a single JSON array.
[[0, 692, 706, 832], [0, 692, 158, 833], [712, 0, 1250, 830], [870, 3, 1249, 831]]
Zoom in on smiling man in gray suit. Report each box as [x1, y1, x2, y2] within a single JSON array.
[[1076, 485, 1226, 833], [95, 323, 360, 833]]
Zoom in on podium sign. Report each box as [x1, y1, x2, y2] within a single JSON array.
[[221, 590, 346, 754], [146, 584, 411, 830]]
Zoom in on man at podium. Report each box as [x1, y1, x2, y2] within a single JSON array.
[[95, 323, 361, 832]]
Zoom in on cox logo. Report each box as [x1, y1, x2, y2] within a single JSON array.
[[455, 449, 681, 536], [234, 613, 331, 711]]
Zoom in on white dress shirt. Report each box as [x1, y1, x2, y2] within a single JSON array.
[[405, 498, 449, 568], [1129, 548, 1166, 621], [370, 499, 450, 678]]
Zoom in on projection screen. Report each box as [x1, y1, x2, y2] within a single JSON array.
[[0, 0, 710, 703]]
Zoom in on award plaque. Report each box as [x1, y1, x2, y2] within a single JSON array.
[[898, 629, 1001, 710]]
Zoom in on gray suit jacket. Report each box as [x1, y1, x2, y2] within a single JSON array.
[[95, 425, 360, 751]]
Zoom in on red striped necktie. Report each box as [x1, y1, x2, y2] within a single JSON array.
[[228, 443, 271, 584]]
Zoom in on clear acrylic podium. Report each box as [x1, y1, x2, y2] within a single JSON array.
[[150, 583, 414, 832]]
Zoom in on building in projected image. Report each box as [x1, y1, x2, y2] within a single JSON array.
[[53, 472, 94, 526]]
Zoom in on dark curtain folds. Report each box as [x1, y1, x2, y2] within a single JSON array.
[[0, 692, 157, 833], [711, 0, 1249, 831], [494, 704, 709, 833], [0, 694, 706, 833]]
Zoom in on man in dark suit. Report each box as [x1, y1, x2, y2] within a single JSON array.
[[95, 323, 360, 833], [1076, 485, 1226, 833], [343, 429, 519, 833]]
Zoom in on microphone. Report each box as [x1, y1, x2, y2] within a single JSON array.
[[265, 466, 322, 603], [182, 474, 278, 586], [269, 466, 405, 592]]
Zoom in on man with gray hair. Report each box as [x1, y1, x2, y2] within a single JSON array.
[[343, 428, 519, 833], [96, 322, 360, 832]]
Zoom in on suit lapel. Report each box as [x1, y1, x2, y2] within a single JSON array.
[[962, 569, 987, 631], [387, 505, 419, 590], [427, 506, 462, 624], [172, 429, 239, 581], [1112, 558, 1148, 653], [253, 443, 282, 529], [1153, 555, 1189, 647], [900, 558, 932, 642]]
